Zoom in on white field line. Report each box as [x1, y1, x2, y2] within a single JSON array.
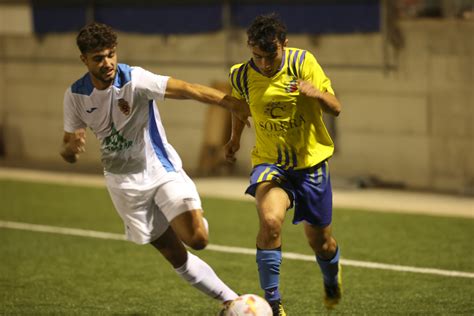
[[1, 220, 473, 279], [1, 220, 126, 241]]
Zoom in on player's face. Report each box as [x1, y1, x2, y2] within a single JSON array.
[[250, 40, 287, 77], [81, 47, 117, 89]]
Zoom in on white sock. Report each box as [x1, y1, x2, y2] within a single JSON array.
[[175, 252, 238, 302]]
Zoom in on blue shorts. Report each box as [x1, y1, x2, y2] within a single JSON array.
[[245, 161, 333, 227]]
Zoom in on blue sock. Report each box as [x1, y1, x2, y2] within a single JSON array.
[[256, 247, 282, 302], [316, 247, 340, 286]]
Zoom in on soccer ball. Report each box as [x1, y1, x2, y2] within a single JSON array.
[[223, 294, 272, 316]]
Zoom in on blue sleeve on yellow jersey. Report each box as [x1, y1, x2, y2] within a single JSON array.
[[229, 63, 249, 101]]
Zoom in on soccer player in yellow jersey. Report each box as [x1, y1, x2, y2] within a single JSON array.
[[225, 13, 343, 314]]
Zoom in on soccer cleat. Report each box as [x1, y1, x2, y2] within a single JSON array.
[[323, 263, 342, 309], [269, 299, 287, 316], [217, 300, 232, 316]]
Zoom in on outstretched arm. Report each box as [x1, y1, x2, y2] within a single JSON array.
[[60, 129, 86, 163], [298, 79, 342, 117], [165, 77, 250, 126], [224, 113, 247, 163]]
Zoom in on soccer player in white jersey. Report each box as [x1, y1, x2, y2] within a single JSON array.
[[60, 22, 250, 313]]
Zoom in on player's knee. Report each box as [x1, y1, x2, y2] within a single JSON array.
[[320, 240, 333, 253], [260, 216, 282, 240], [186, 232, 208, 250], [188, 239, 208, 250]]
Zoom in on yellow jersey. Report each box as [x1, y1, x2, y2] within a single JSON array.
[[229, 47, 335, 169]]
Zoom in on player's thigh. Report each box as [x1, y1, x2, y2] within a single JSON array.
[[107, 185, 169, 244], [255, 181, 290, 225], [153, 170, 205, 233]]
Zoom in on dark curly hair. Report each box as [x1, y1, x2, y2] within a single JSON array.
[[76, 22, 118, 54], [247, 13, 287, 53]]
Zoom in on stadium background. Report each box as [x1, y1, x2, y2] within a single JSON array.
[[0, 0, 472, 194], [0, 1, 473, 315]]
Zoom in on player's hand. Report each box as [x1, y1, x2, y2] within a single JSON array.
[[224, 139, 240, 163], [297, 80, 324, 99], [61, 129, 86, 163], [227, 97, 251, 127], [69, 129, 86, 154]]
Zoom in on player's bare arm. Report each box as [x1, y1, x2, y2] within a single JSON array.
[[60, 129, 86, 163], [224, 113, 246, 163], [165, 77, 251, 126], [298, 79, 342, 117]]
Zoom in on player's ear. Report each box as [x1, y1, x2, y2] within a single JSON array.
[[79, 54, 87, 66], [283, 39, 289, 47]]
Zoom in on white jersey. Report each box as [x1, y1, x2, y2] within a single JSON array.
[[63, 64, 182, 181]]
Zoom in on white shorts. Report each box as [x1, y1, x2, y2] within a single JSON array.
[[105, 169, 202, 244]]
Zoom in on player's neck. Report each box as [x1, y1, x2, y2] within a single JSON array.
[[90, 73, 113, 90]]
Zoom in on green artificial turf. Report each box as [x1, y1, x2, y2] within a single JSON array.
[[1, 179, 473, 315]]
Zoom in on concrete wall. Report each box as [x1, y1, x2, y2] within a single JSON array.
[[327, 20, 473, 194], [0, 4, 472, 194]]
